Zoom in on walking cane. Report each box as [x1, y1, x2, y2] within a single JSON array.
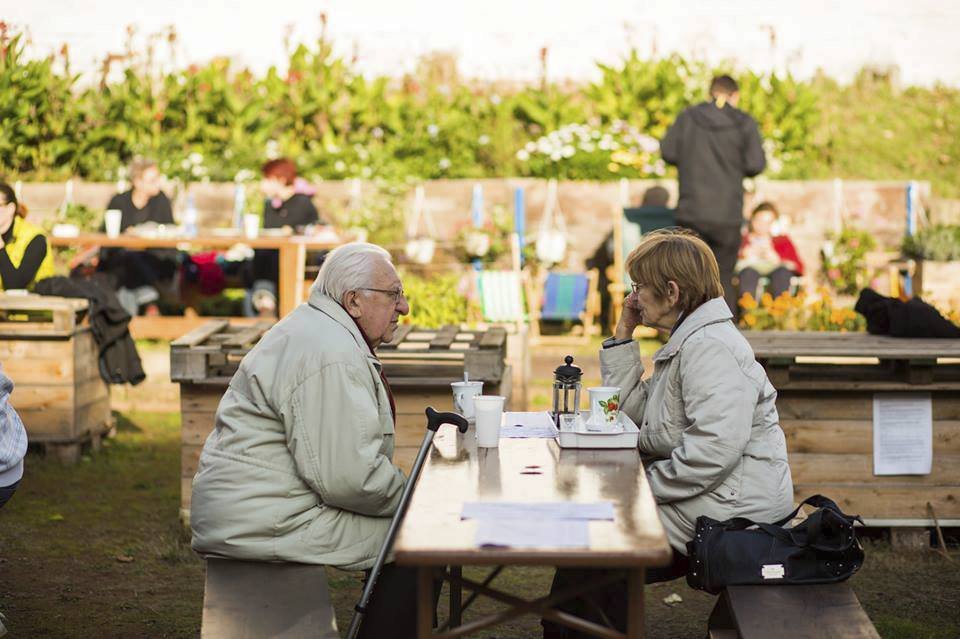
[[345, 406, 469, 639]]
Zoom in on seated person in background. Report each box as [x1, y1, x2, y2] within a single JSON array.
[[543, 230, 794, 638], [191, 242, 433, 638], [0, 182, 54, 291], [246, 157, 323, 317], [736, 201, 803, 299], [97, 158, 178, 316]]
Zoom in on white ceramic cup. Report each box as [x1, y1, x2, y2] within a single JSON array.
[[587, 386, 621, 431], [451, 380, 484, 422], [473, 395, 505, 448], [243, 213, 260, 239], [104, 209, 122, 238]]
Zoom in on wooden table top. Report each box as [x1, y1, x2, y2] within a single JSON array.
[[741, 330, 960, 359], [49, 232, 340, 250], [393, 429, 671, 568]]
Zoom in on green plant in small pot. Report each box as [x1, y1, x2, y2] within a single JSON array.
[[453, 206, 512, 266], [902, 225, 960, 262], [820, 226, 876, 296]]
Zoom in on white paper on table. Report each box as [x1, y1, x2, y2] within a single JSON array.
[[461, 501, 614, 521], [873, 393, 933, 475], [475, 519, 590, 548], [500, 411, 559, 438]]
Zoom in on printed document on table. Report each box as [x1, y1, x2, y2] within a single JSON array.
[[475, 519, 590, 548], [873, 393, 932, 475], [462, 501, 614, 521], [500, 411, 559, 438]]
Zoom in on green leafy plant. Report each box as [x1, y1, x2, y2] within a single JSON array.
[[399, 270, 472, 328], [821, 227, 877, 296], [902, 225, 960, 261]]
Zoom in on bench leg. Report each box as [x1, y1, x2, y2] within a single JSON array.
[[418, 567, 434, 639], [708, 591, 738, 637]]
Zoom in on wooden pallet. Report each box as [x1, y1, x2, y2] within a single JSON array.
[[170, 319, 274, 383], [378, 324, 508, 383], [741, 331, 960, 526], [0, 293, 112, 464]]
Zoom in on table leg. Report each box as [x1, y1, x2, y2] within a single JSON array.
[[625, 568, 645, 639], [418, 567, 434, 639], [449, 566, 463, 628], [277, 242, 306, 317]]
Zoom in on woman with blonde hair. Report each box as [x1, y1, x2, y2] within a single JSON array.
[[544, 229, 793, 638]]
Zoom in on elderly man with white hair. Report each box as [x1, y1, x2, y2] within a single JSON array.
[[191, 242, 427, 638]]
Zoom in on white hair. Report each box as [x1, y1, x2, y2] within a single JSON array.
[[311, 242, 393, 303]]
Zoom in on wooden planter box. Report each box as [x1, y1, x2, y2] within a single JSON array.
[[743, 330, 960, 526], [914, 259, 960, 311], [171, 321, 512, 524], [0, 294, 112, 463]]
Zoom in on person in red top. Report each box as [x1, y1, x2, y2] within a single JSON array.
[[736, 201, 804, 299]]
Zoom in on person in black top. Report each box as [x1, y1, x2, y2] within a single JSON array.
[[660, 75, 767, 314], [246, 158, 323, 316], [97, 158, 178, 315]]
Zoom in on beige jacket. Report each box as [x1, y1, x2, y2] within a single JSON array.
[[600, 297, 794, 552], [190, 290, 405, 570]]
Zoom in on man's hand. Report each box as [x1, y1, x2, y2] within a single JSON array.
[[615, 293, 643, 341]]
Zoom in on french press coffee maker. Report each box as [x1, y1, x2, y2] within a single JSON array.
[[551, 355, 582, 427]]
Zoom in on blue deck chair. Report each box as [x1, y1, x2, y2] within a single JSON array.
[[528, 269, 600, 344]]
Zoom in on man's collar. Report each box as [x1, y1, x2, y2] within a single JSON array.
[[307, 289, 378, 359]]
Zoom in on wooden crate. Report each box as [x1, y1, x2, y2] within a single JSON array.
[[172, 321, 511, 523], [743, 331, 960, 526], [0, 294, 112, 463]]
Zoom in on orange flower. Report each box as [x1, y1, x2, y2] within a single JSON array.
[[739, 293, 758, 310], [744, 314, 758, 327]]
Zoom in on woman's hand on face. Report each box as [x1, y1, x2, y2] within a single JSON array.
[[615, 293, 643, 340]]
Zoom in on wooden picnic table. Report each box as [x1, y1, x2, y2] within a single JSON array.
[[741, 330, 960, 527], [394, 429, 671, 638], [49, 232, 341, 338]]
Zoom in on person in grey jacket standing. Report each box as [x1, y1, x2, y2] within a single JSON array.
[[191, 242, 434, 639], [0, 365, 27, 510], [544, 230, 793, 639], [660, 75, 767, 313]]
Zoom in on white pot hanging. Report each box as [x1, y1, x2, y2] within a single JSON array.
[[404, 185, 437, 264], [535, 179, 568, 265]]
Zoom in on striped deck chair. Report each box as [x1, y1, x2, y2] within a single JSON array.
[[528, 269, 600, 344], [477, 270, 526, 326]]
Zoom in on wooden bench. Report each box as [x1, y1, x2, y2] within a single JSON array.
[[708, 583, 880, 639], [201, 558, 339, 639]]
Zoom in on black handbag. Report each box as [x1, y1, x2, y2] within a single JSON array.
[[686, 495, 865, 594]]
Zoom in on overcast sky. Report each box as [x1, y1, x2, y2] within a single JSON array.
[[7, 0, 960, 86]]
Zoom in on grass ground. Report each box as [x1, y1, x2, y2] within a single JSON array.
[[2, 337, 959, 637]]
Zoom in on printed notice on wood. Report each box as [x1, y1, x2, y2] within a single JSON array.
[[873, 393, 933, 475]]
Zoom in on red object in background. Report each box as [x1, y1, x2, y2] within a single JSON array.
[[183, 251, 227, 296], [740, 234, 805, 275]]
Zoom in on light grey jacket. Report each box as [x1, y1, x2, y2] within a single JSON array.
[[600, 297, 794, 552], [190, 290, 405, 570]]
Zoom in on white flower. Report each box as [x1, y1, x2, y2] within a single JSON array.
[[490, 94, 502, 105], [334, 160, 346, 172], [180, 159, 191, 169], [550, 151, 562, 162], [371, 127, 384, 139], [525, 142, 536, 153], [516, 149, 530, 161], [188, 152, 204, 165], [427, 124, 439, 138], [438, 158, 451, 170], [579, 142, 595, 153], [478, 134, 490, 146], [265, 140, 280, 160], [361, 166, 373, 178], [561, 145, 575, 158], [233, 169, 255, 183]]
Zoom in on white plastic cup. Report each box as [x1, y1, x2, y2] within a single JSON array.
[[105, 209, 122, 238], [451, 381, 484, 422], [473, 395, 505, 448], [587, 386, 621, 431], [243, 213, 260, 239]]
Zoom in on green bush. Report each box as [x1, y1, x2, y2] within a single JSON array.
[[400, 271, 472, 328], [1, 24, 958, 196], [902, 225, 960, 261]]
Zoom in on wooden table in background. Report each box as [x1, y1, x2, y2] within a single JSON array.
[[50, 233, 340, 339], [394, 432, 671, 638]]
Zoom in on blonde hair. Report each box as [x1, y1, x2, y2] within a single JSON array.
[[626, 229, 723, 314]]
